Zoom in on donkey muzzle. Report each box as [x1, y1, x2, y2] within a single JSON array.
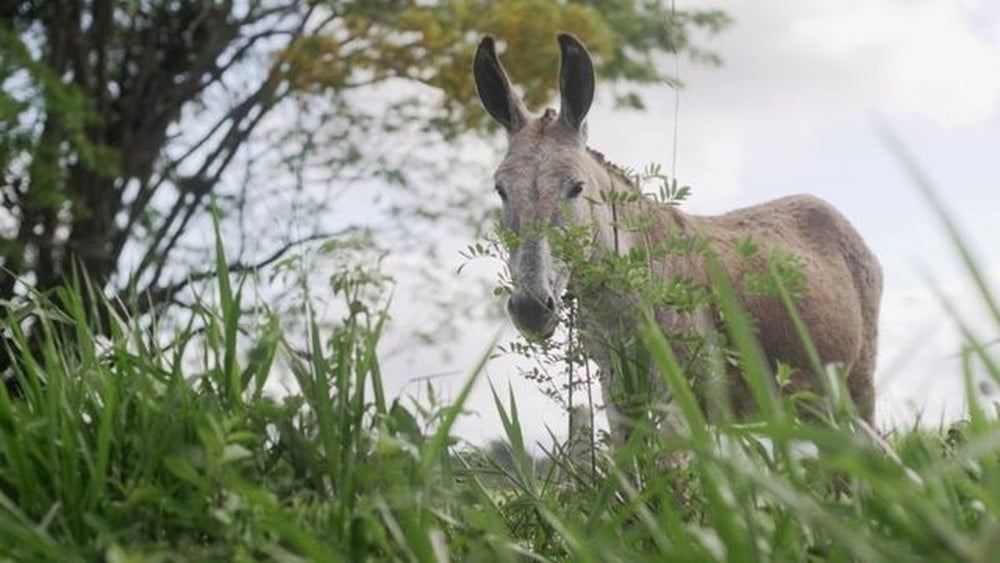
[[507, 290, 558, 339]]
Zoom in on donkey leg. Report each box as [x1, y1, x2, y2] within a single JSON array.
[[598, 363, 631, 449], [847, 339, 877, 424]]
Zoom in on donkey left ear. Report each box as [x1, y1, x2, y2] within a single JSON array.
[[557, 33, 595, 134], [474, 36, 529, 133]]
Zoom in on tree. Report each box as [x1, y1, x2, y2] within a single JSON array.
[[0, 1, 729, 380]]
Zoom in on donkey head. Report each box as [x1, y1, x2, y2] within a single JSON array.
[[474, 34, 605, 339]]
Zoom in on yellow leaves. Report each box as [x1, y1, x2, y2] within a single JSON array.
[[476, 1, 615, 110], [397, 7, 449, 47], [344, 12, 370, 37], [276, 35, 348, 94], [277, 1, 617, 99], [268, 0, 713, 135]]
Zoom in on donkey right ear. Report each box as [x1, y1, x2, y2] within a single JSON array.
[[556, 33, 594, 134], [473, 36, 528, 133]]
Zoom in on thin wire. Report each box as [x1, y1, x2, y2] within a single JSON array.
[[586, 356, 596, 475], [669, 0, 680, 182], [567, 299, 575, 440]]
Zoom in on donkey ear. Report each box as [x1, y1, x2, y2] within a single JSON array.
[[557, 33, 595, 134], [474, 36, 528, 133]]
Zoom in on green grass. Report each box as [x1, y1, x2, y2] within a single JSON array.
[[2, 166, 1000, 562]]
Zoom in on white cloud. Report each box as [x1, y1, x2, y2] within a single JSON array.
[[593, 0, 1000, 208], [785, 1, 1000, 126], [677, 0, 1000, 125]]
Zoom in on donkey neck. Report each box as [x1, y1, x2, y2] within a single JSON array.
[[573, 151, 705, 337], [584, 149, 691, 258]]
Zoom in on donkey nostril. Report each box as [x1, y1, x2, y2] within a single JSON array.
[[545, 296, 555, 312]]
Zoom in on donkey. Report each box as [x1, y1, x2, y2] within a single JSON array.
[[473, 34, 882, 446]]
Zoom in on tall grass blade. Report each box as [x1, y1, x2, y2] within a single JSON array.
[[211, 208, 242, 408], [420, 334, 497, 476]]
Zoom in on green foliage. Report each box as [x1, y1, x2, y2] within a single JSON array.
[[743, 248, 810, 299], [0, 27, 118, 205], [633, 163, 693, 206], [0, 223, 492, 561]]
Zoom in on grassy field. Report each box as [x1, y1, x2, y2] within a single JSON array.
[[2, 175, 1000, 562]]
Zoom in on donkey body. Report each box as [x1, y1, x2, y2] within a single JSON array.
[[474, 34, 882, 445]]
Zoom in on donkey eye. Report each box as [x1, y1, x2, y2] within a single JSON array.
[[567, 181, 584, 199], [495, 184, 508, 201]]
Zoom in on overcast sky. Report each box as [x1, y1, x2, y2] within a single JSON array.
[[376, 0, 1000, 448]]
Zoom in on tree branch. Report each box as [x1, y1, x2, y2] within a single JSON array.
[[115, 14, 310, 270], [136, 79, 289, 292], [123, 228, 356, 317]]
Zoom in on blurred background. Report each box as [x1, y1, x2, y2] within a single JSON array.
[[3, 0, 998, 449]]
